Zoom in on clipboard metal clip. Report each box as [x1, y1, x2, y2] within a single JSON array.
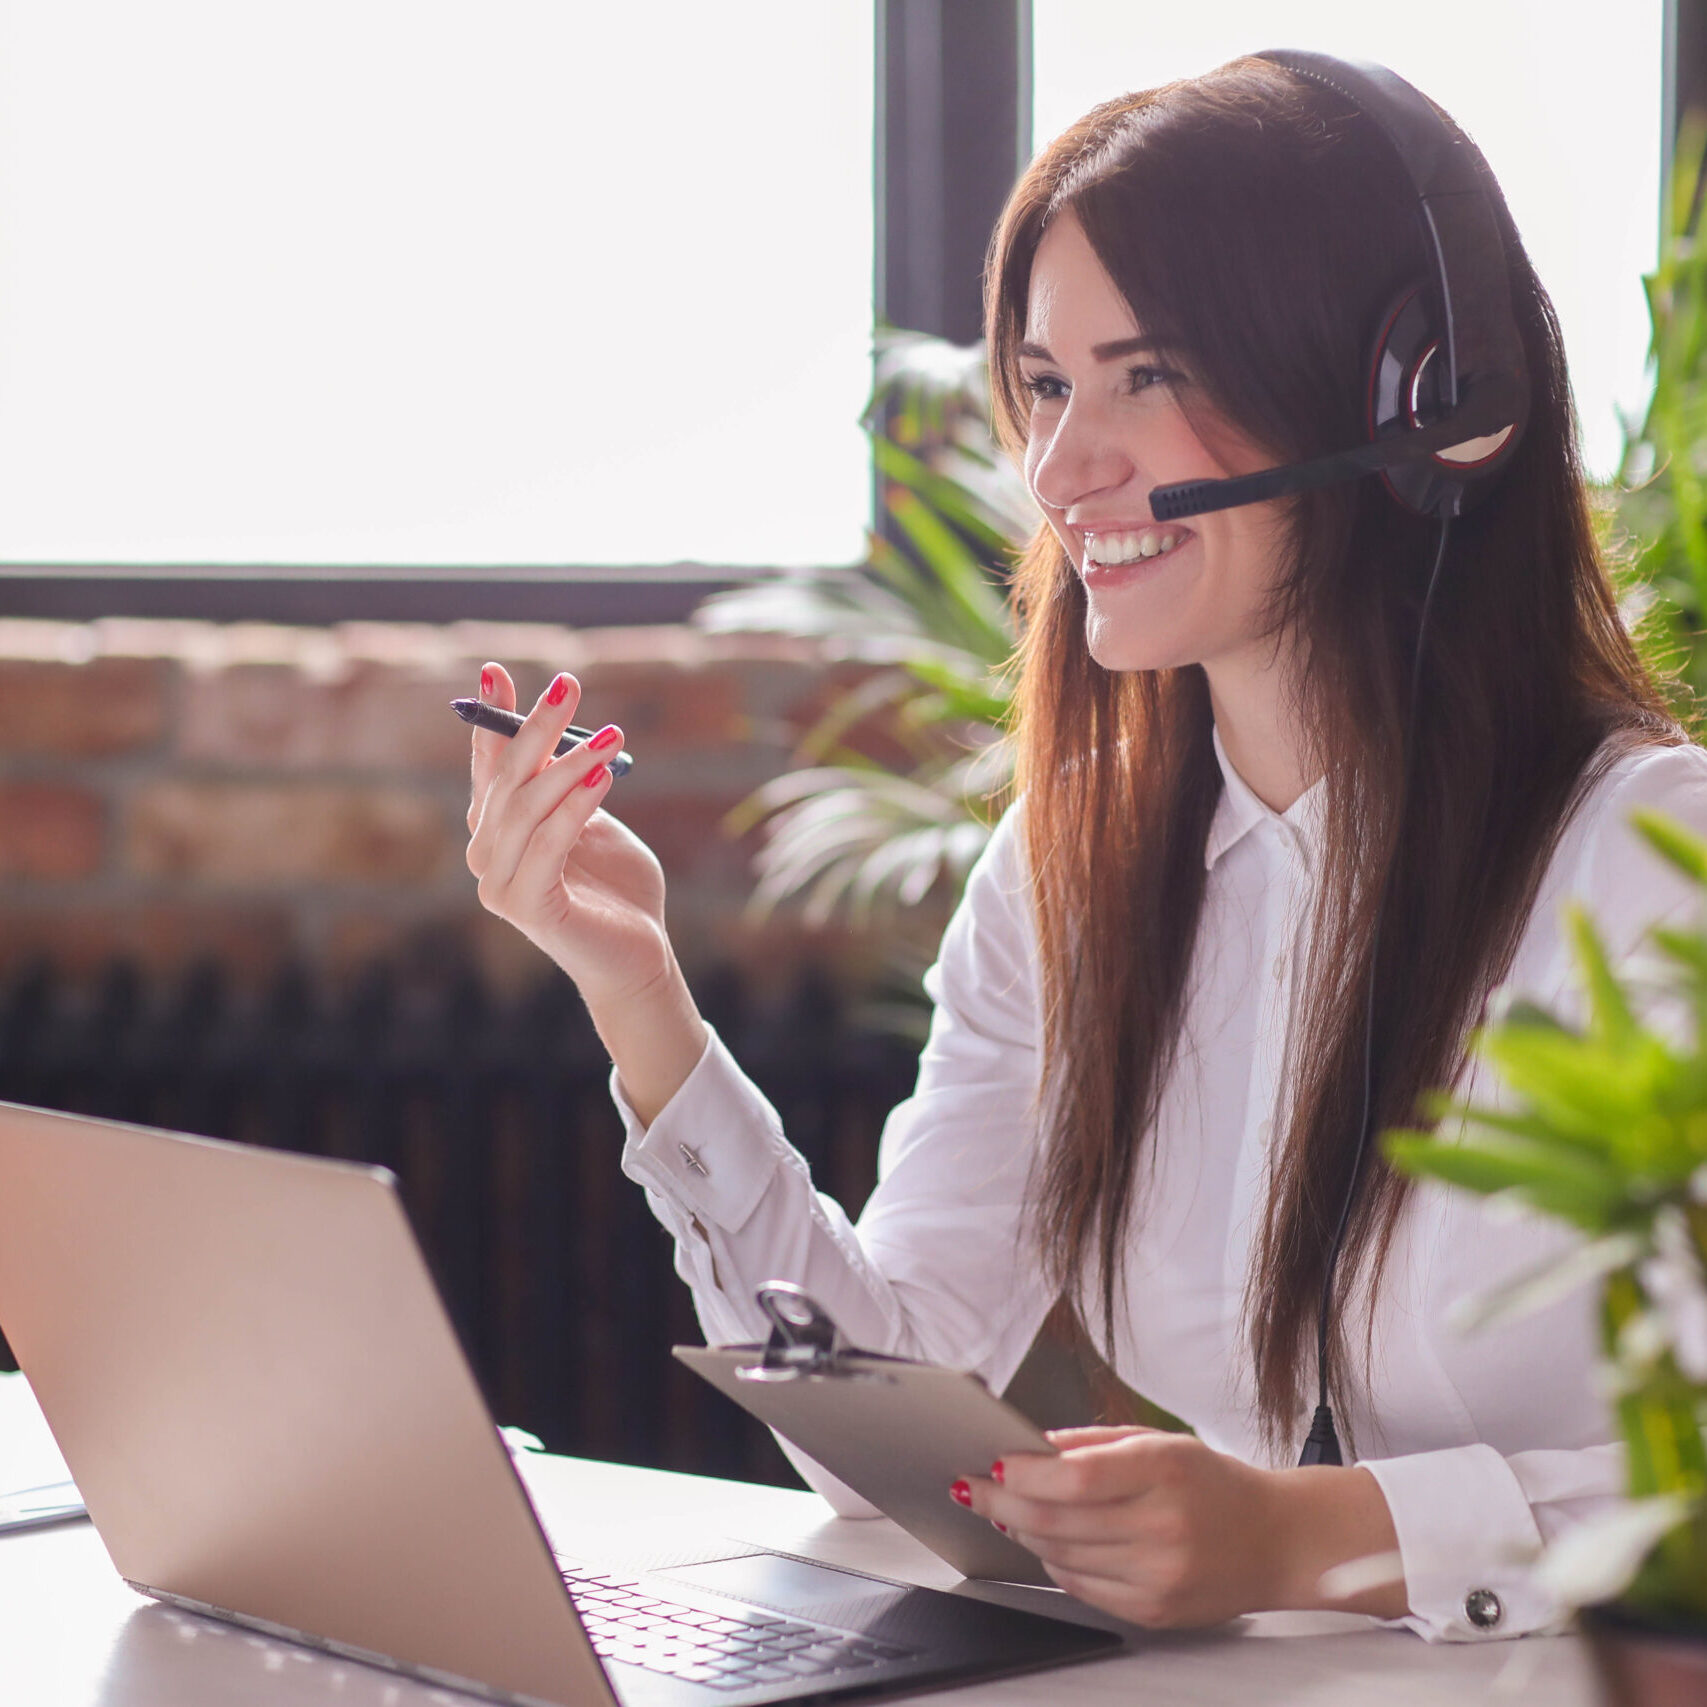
[[740, 1282, 847, 1382]]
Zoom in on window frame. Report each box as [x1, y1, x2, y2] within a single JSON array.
[[0, 564, 742, 626]]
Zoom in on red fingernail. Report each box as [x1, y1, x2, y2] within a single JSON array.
[[991, 1461, 1005, 1484], [546, 673, 570, 707], [582, 764, 609, 790], [994, 1521, 1009, 1534], [949, 1480, 972, 1507], [480, 667, 495, 697], [588, 724, 621, 752]]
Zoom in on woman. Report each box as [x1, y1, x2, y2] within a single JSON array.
[[465, 56, 1706, 1641]]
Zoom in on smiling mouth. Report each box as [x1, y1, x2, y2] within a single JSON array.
[[1081, 525, 1193, 568]]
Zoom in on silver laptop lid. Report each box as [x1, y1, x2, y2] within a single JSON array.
[[0, 1101, 611, 1707]]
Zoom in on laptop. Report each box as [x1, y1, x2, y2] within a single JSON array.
[[0, 1101, 1122, 1707]]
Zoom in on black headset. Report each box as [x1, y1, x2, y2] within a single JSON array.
[[1145, 52, 1532, 1468], [1151, 50, 1529, 526]]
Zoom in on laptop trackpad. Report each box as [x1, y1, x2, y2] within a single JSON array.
[[660, 1556, 910, 1626]]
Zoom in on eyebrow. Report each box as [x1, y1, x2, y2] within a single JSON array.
[[1016, 334, 1166, 362]]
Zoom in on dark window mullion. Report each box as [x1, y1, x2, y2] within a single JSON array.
[[876, 0, 1031, 346]]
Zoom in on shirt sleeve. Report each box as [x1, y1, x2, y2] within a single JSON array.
[[1363, 741, 1707, 1641], [1360, 1444, 1625, 1641], [614, 803, 1056, 1503]]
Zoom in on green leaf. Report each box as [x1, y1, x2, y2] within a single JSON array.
[[1422, 1093, 1623, 1156], [902, 655, 1013, 726], [1492, 999, 1574, 1034], [870, 435, 1012, 558], [1632, 808, 1707, 889], [1652, 925, 1707, 981], [1384, 1131, 1628, 1229], [883, 489, 1015, 667], [1474, 1025, 1659, 1142], [1567, 904, 1639, 1050]]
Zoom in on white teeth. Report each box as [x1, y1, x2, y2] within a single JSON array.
[[1084, 527, 1189, 566]]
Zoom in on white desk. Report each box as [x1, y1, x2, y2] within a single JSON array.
[[0, 1374, 1598, 1705]]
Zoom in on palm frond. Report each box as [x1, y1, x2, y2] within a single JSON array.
[[695, 328, 1024, 1026]]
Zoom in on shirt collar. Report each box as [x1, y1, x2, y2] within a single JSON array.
[[1204, 724, 1327, 871]]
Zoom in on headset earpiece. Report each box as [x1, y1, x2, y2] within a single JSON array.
[[1368, 282, 1523, 518]]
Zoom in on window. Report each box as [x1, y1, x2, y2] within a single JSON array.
[[0, 4, 875, 574]]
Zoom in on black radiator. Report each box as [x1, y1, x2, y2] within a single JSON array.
[[0, 957, 918, 1487]]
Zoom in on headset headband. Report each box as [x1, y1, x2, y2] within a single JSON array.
[[1256, 50, 1526, 424]]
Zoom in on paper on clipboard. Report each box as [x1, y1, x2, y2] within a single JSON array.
[[0, 1477, 85, 1533], [0, 1371, 86, 1534], [674, 1284, 1059, 1586]]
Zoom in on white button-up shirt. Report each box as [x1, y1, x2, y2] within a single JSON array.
[[615, 732, 1707, 1642]]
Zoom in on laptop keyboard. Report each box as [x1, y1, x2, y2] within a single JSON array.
[[561, 1565, 920, 1692]]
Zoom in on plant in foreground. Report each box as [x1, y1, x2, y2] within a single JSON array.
[[1386, 808, 1707, 1627]]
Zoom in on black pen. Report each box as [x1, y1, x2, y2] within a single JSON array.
[[450, 699, 635, 778]]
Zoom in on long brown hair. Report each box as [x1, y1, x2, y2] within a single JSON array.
[[987, 57, 1681, 1450]]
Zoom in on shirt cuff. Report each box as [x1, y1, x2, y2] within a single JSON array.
[[1360, 1443, 1560, 1641], [613, 1027, 793, 1235]]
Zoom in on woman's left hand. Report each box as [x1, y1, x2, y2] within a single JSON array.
[[958, 1425, 1405, 1628]]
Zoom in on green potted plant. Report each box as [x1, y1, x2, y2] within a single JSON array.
[[694, 330, 1023, 1036], [1605, 113, 1707, 713], [1385, 808, 1707, 1703]]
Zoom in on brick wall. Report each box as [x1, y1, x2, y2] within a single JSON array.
[[0, 617, 892, 997]]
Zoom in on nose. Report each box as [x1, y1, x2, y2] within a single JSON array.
[[1026, 395, 1136, 514]]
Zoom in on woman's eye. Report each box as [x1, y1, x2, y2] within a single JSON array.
[[1127, 364, 1178, 394], [1021, 373, 1066, 402]]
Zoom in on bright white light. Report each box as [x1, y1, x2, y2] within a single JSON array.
[[0, 3, 875, 567], [1032, 2, 1664, 482]]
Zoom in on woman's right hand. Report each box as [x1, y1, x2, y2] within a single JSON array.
[[465, 661, 669, 1014], [467, 662, 710, 1123]]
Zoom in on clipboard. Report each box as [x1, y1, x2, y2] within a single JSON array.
[[674, 1283, 1057, 1586]]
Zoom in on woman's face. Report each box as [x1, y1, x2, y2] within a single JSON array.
[[1020, 211, 1293, 676]]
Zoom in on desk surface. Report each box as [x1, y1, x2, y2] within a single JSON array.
[[0, 1373, 1597, 1706]]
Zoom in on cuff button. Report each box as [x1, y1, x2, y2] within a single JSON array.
[[1464, 1588, 1503, 1631]]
